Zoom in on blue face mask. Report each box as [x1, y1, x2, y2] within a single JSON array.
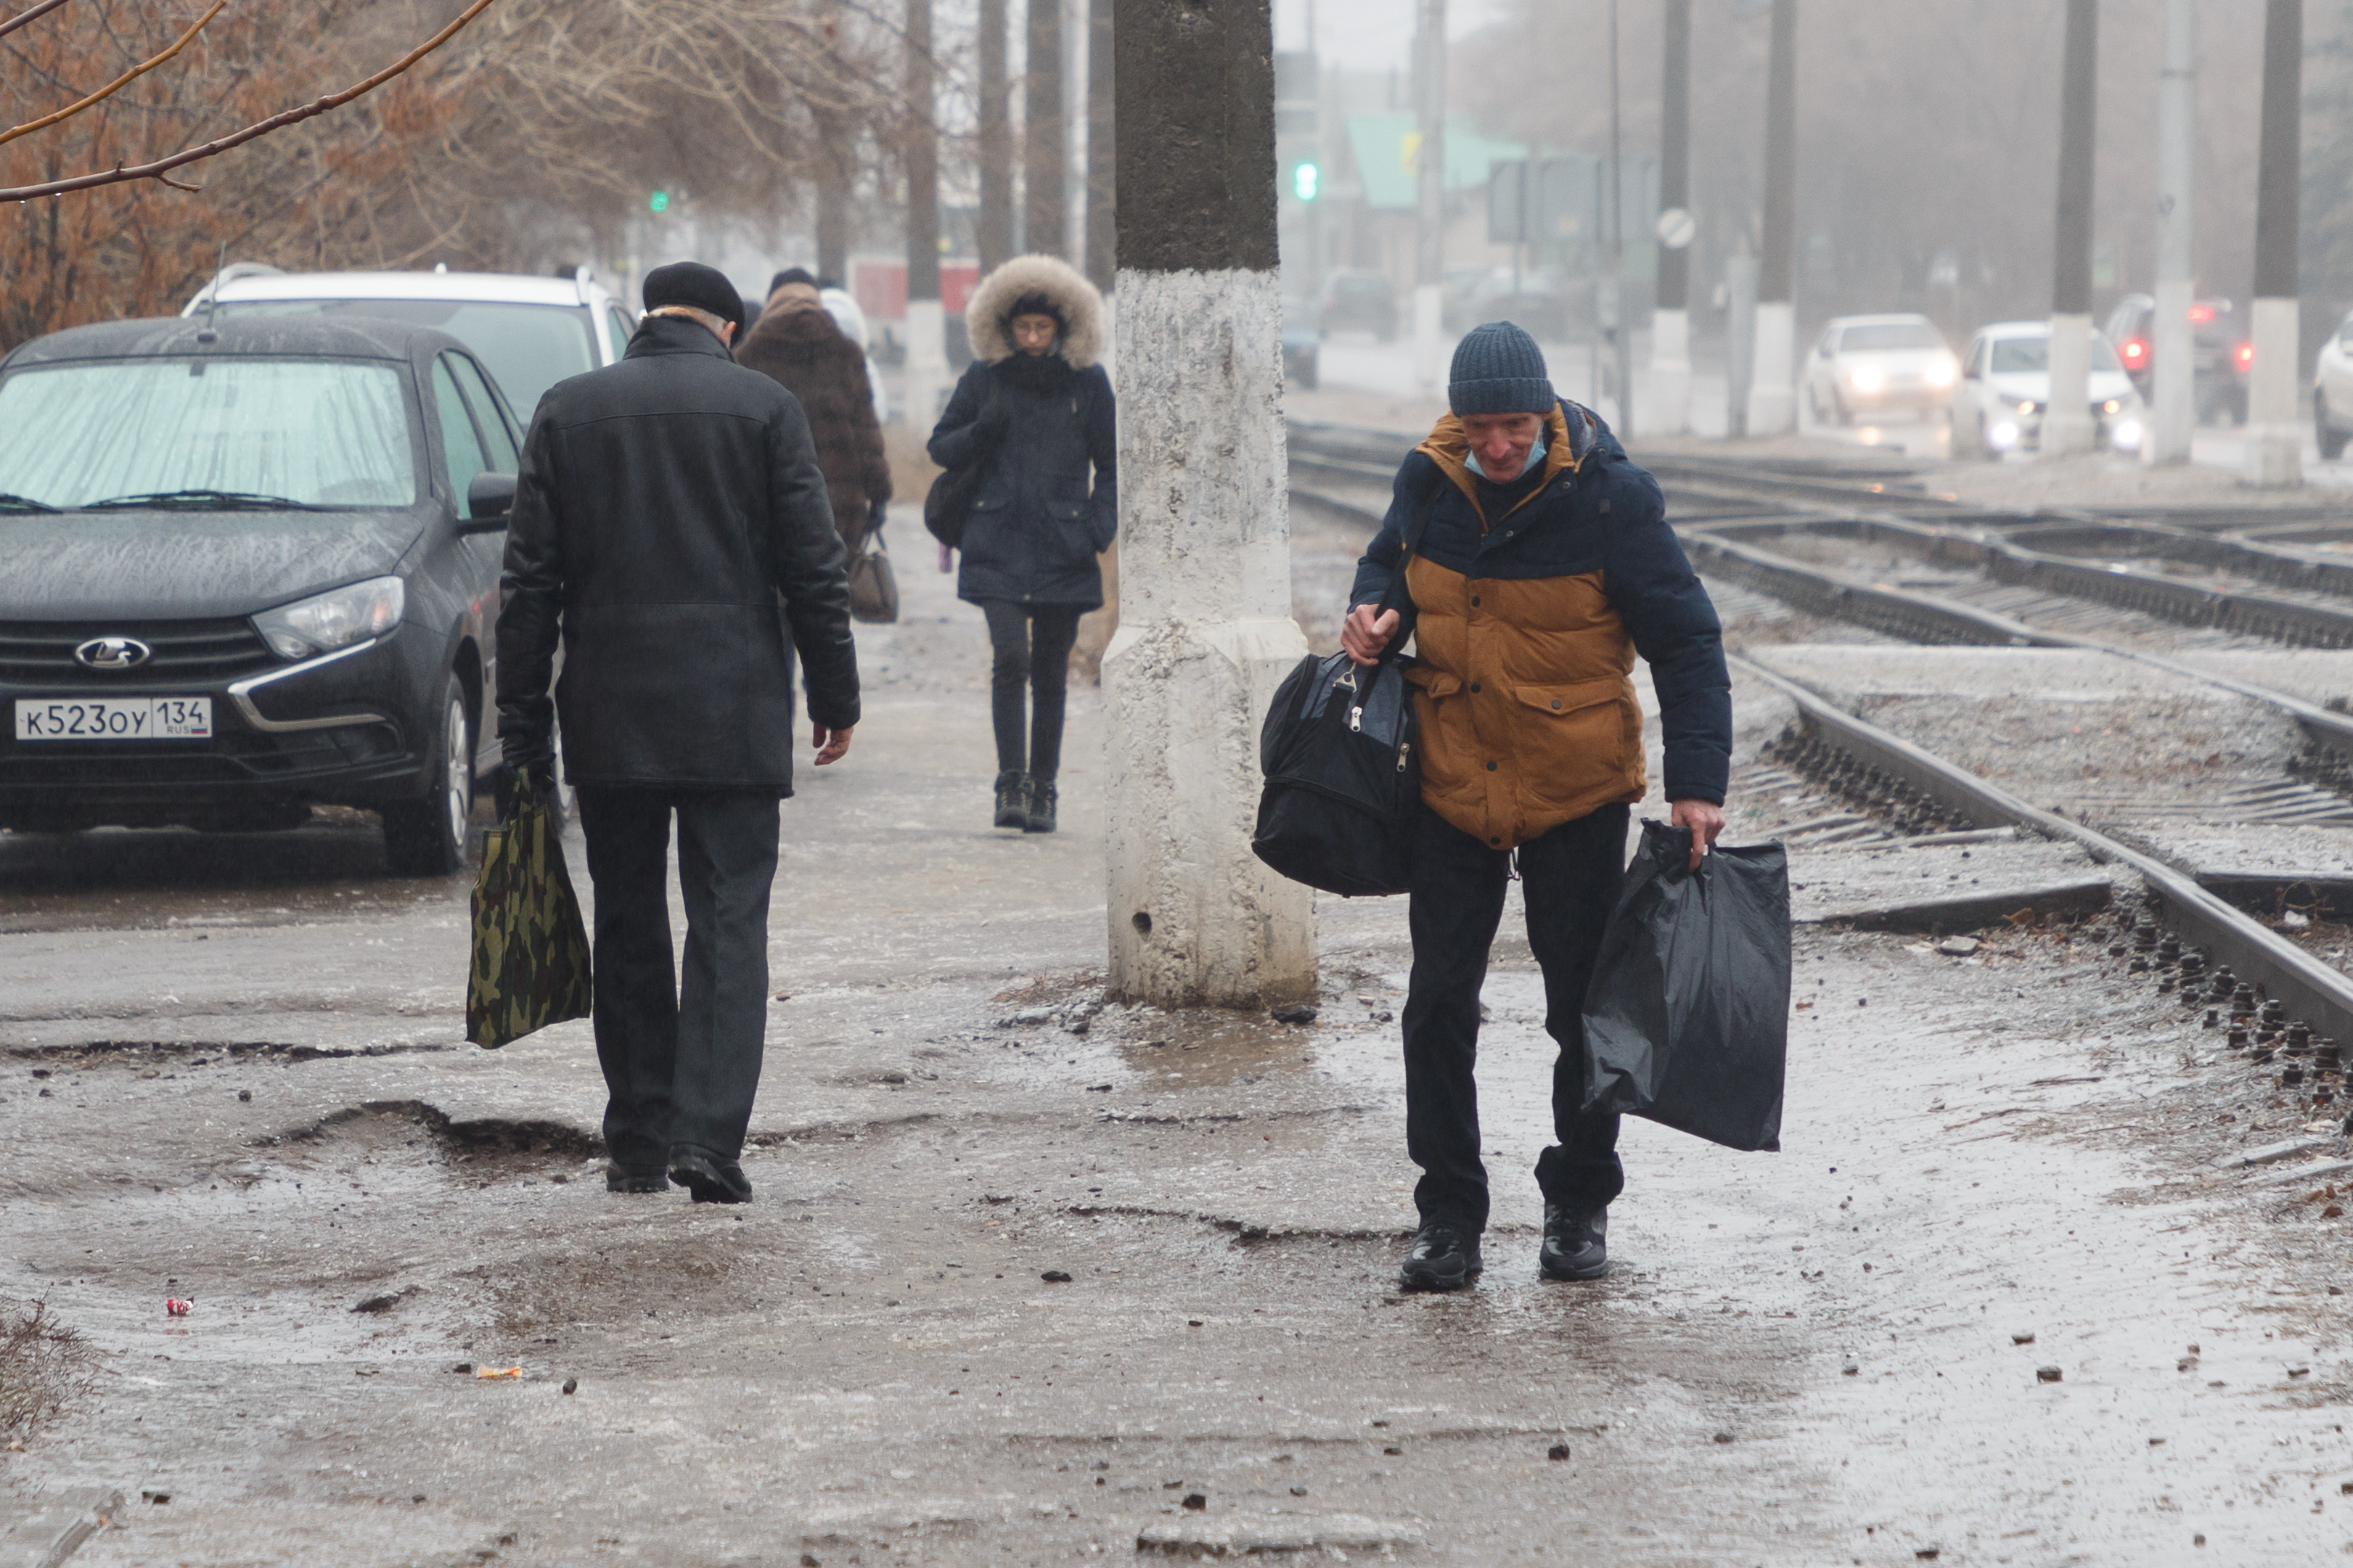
[[1466, 425, 1547, 481]]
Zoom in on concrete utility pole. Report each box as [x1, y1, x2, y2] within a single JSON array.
[[2244, 0, 2303, 488], [904, 0, 949, 429], [1745, 0, 1796, 437], [1650, 0, 1692, 435], [2043, 0, 2099, 458], [1606, 0, 1632, 435], [979, 0, 1014, 269], [1084, 0, 1114, 290], [2145, 0, 2196, 467], [1411, 0, 1446, 390], [1025, 0, 1068, 258], [1103, 0, 1313, 1006]]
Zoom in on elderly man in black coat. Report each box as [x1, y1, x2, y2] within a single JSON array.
[[497, 260, 859, 1205]]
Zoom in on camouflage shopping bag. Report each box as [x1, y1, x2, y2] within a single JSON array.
[[466, 773, 593, 1048]]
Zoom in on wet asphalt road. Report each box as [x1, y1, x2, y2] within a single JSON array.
[[7, 501, 2353, 1564]]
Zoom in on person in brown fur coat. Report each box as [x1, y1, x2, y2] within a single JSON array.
[[735, 269, 892, 553]]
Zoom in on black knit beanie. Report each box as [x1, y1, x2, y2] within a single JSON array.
[[1449, 321, 1555, 416]]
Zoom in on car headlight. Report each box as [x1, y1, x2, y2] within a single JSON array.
[[1989, 419, 2021, 449], [2111, 417, 2143, 451], [2018, 400, 2038, 415], [1849, 364, 1884, 393], [253, 577, 404, 660], [1925, 356, 1957, 388]]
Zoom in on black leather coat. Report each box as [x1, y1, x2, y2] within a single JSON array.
[[497, 314, 859, 795], [928, 353, 1116, 609]]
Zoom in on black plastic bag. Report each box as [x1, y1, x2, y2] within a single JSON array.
[[1251, 651, 1420, 897], [1581, 820, 1791, 1152]]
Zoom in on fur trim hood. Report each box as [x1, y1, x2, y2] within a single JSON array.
[[965, 254, 1104, 369]]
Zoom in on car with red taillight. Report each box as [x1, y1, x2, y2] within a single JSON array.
[[2103, 293, 2251, 425]]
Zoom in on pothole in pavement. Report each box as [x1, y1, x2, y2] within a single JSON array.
[[254, 1099, 603, 1176]]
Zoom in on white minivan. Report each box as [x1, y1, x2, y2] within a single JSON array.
[[184, 264, 638, 422]]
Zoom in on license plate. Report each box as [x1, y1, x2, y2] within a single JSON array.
[[14, 697, 213, 741]]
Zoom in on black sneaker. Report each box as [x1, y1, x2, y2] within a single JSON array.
[[1539, 1202, 1609, 1281], [1023, 778, 1058, 834], [994, 771, 1030, 830], [1398, 1223, 1482, 1292], [667, 1149, 753, 1204], [604, 1163, 671, 1194]]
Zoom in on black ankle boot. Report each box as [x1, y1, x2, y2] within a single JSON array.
[[1539, 1202, 1609, 1281], [1023, 778, 1057, 834], [993, 771, 1029, 829]]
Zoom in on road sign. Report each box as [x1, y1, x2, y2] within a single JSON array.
[[1656, 207, 1695, 250]]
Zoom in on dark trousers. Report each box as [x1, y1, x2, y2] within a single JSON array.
[[981, 600, 1083, 779], [1401, 800, 1630, 1233], [575, 788, 780, 1170]]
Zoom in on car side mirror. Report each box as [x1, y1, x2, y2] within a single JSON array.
[[462, 472, 517, 531]]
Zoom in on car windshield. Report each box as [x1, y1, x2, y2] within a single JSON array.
[[1840, 323, 1945, 353], [0, 358, 416, 509], [210, 297, 594, 419], [1987, 336, 2123, 375]]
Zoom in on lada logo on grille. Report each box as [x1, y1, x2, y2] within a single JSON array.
[[73, 636, 152, 671]]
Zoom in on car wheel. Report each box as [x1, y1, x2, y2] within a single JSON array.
[[2323, 393, 2350, 461], [1804, 382, 1822, 424], [383, 676, 475, 877]]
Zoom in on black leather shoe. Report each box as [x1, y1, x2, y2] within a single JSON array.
[[605, 1163, 671, 1194], [994, 771, 1030, 829], [1023, 779, 1057, 834], [1539, 1203, 1609, 1281], [1398, 1223, 1482, 1292], [667, 1149, 753, 1204]]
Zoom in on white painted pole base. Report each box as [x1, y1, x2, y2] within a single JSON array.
[[1744, 300, 1796, 437], [2243, 295, 2302, 488], [1648, 307, 1692, 436], [2144, 277, 2194, 466], [903, 297, 951, 432], [1412, 284, 1444, 391], [2042, 312, 2097, 457], [1104, 267, 1315, 1007]]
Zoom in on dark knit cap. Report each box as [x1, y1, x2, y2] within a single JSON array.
[[1449, 320, 1555, 416], [1007, 292, 1067, 329], [642, 260, 745, 333], [768, 267, 819, 294]]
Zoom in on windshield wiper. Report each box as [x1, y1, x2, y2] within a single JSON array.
[[83, 489, 322, 512], [0, 492, 60, 512]]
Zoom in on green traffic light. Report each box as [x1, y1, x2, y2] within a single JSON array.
[[649, 190, 670, 214], [1293, 163, 1319, 202]]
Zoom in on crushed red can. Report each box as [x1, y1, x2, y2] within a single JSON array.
[[165, 1297, 192, 1316]]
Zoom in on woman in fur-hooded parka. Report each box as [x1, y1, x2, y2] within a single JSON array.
[[735, 300, 892, 552], [928, 254, 1116, 609], [927, 254, 1116, 834]]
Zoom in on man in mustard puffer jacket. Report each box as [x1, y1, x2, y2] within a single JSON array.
[[1343, 320, 1732, 1292]]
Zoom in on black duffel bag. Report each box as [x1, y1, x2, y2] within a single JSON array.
[[1251, 509, 1431, 898]]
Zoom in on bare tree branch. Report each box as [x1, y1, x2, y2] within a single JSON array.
[[0, 0, 73, 45], [0, 0, 496, 202], [0, 0, 226, 151]]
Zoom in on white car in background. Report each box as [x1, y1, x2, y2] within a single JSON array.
[[1803, 313, 1957, 424], [2312, 308, 2353, 461], [184, 264, 637, 422], [1949, 321, 2144, 459]]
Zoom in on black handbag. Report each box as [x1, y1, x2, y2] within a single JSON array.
[[1250, 509, 1432, 898], [922, 461, 980, 549]]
